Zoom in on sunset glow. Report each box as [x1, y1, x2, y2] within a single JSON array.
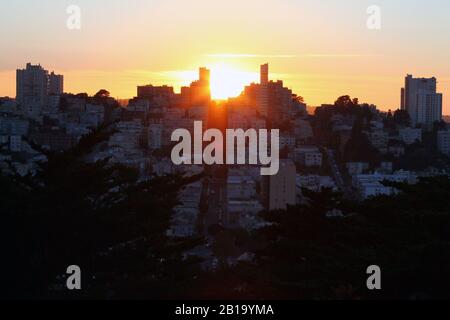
[[1, 0, 450, 112], [208, 63, 259, 100]]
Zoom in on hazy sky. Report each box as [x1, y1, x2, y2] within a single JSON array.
[[1, 0, 450, 113]]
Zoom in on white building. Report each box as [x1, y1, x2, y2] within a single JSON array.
[[416, 91, 442, 129], [401, 75, 443, 128], [353, 170, 417, 199]]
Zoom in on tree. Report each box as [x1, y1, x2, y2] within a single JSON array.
[[393, 109, 411, 127], [94, 89, 110, 99], [229, 177, 450, 299], [0, 125, 204, 299]]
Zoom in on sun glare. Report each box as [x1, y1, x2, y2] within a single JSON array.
[[208, 63, 259, 100], [172, 63, 259, 100]]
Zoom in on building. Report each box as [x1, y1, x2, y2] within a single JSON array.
[[148, 123, 163, 150], [261, 159, 296, 210], [16, 63, 48, 107], [180, 68, 211, 108], [48, 72, 64, 95], [294, 146, 323, 167], [16, 63, 64, 108], [353, 170, 417, 199], [136, 85, 175, 108], [368, 129, 388, 153], [258, 63, 269, 117], [416, 92, 442, 128], [437, 129, 450, 156], [399, 127, 422, 145], [243, 64, 295, 123], [137, 85, 174, 100], [0, 97, 18, 114], [401, 75, 443, 128], [226, 169, 265, 229], [227, 174, 257, 200], [167, 181, 203, 238], [279, 133, 296, 150], [0, 117, 29, 136], [296, 174, 337, 193]]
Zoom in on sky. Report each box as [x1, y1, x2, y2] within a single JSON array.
[[1, 0, 450, 113]]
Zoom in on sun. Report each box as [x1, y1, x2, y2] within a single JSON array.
[[208, 63, 259, 100]]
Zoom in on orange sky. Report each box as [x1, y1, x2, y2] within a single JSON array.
[[1, 0, 449, 113]]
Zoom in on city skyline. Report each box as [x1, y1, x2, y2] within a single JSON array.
[[4, 61, 449, 117], [1, 0, 450, 113], [2, 1, 450, 302]]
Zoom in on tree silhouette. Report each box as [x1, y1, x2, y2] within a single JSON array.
[[0, 125, 204, 299]]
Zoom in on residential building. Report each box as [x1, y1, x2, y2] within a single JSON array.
[[399, 127, 422, 145], [16, 63, 63, 108], [437, 129, 450, 156], [261, 159, 296, 210], [294, 146, 323, 167], [401, 75, 443, 128]]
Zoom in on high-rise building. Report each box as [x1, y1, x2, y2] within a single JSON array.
[[261, 159, 296, 211], [243, 64, 295, 123], [48, 72, 64, 95], [401, 75, 442, 128], [16, 63, 64, 107], [181, 67, 211, 107], [199, 67, 210, 84], [400, 87, 405, 110], [260, 63, 269, 85], [258, 64, 269, 117], [16, 63, 48, 107]]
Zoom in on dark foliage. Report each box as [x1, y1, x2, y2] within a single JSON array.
[[0, 126, 204, 299]]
